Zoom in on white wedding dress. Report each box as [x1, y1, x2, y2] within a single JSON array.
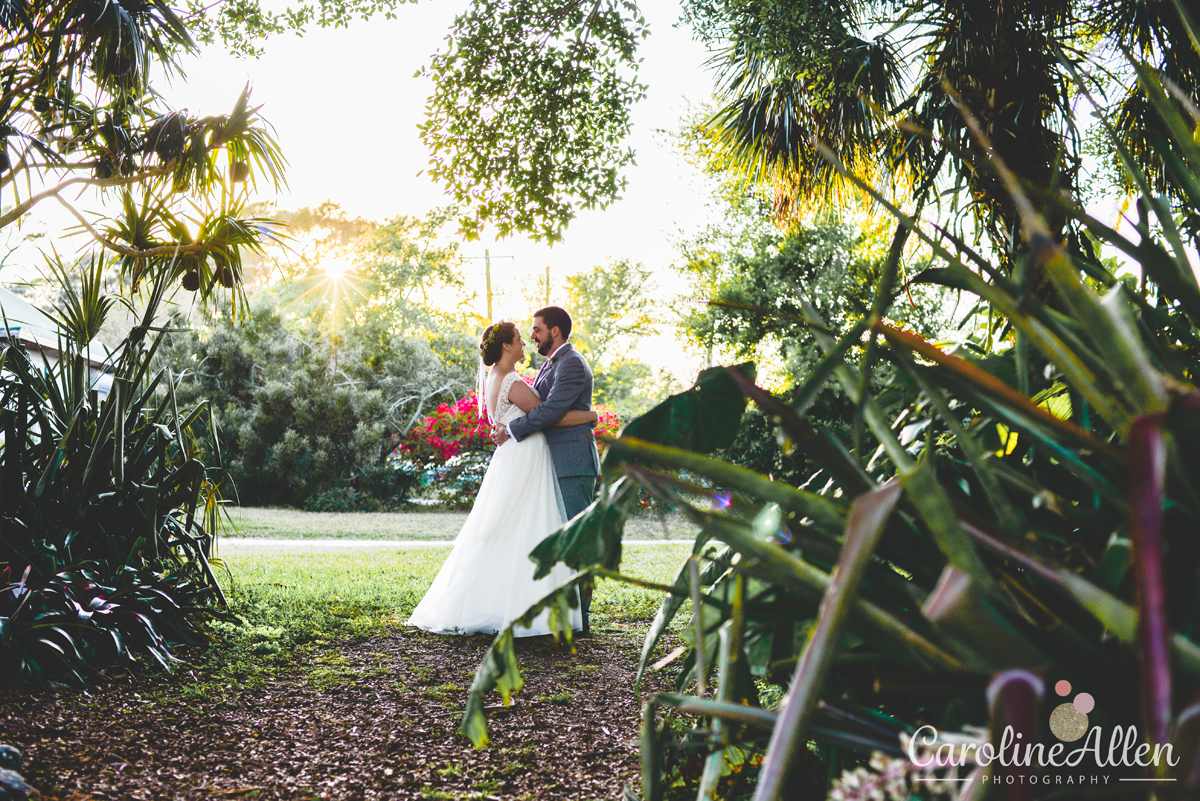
[[408, 371, 584, 636]]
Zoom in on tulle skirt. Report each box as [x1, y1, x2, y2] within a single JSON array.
[[408, 431, 583, 636]]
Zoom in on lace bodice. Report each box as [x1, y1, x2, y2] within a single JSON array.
[[490, 371, 538, 426]]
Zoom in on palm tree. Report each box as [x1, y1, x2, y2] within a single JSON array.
[[700, 0, 1200, 270]]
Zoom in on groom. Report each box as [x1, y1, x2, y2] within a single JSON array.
[[493, 305, 600, 633]]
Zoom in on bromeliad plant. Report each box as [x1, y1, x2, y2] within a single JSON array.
[[457, 2, 1200, 798], [0, 259, 232, 687]]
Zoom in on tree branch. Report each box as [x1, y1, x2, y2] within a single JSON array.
[[0, 165, 174, 230]]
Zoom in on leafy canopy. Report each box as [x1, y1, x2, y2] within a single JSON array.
[[417, 0, 1200, 260], [564, 258, 658, 367], [183, 0, 415, 56], [418, 0, 649, 242]]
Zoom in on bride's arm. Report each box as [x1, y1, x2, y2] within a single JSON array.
[[508, 380, 599, 427]]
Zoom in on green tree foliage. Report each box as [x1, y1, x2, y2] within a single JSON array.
[[679, 217, 945, 373], [182, 0, 414, 56], [564, 258, 678, 415], [566, 259, 657, 366], [0, 3, 288, 313], [418, 0, 649, 242], [162, 204, 479, 510], [0, 0, 301, 686], [163, 298, 475, 510], [675, 189, 952, 485], [420, 0, 1199, 271], [269, 204, 471, 332], [685, 0, 1200, 270]]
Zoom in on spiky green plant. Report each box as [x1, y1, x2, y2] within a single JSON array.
[[457, 2, 1200, 799], [0, 260, 229, 686]]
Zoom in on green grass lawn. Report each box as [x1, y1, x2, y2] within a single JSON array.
[[221, 506, 701, 541], [206, 541, 695, 689], [218, 541, 693, 624]]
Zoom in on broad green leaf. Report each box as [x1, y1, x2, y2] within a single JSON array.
[[688, 505, 964, 672], [921, 565, 1047, 672], [652, 692, 777, 730], [532, 363, 755, 579], [1058, 569, 1200, 681], [460, 629, 523, 749], [604, 362, 755, 477], [529, 476, 638, 580], [634, 539, 728, 694], [724, 368, 873, 496], [899, 453, 999, 596], [604, 437, 847, 536], [890, 347, 1024, 538]]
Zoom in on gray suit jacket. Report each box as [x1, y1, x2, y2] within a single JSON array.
[[508, 342, 601, 479]]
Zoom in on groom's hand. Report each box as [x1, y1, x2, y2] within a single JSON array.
[[492, 423, 511, 446]]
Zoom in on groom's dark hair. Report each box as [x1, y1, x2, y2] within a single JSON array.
[[534, 306, 572, 339]]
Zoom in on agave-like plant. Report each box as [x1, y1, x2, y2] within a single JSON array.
[[458, 2, 1200, 799], [0, 257, 229, 686]]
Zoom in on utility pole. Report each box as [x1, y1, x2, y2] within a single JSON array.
[[464, 250, 514, 322], [485, 249, 493, 320]]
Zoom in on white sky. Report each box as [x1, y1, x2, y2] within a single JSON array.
[[152, 0, 722, 379]]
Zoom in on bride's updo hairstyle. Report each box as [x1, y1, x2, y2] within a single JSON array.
[[480, 321, 518, 366]]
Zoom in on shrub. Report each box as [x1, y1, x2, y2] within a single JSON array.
[[303, 487, 383, 513], [162, 302, 475, 509], [0, 563, 211, 686], [457, 20, 1200, 800]]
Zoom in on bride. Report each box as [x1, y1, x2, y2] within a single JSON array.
[[408, 321, 592, 636]]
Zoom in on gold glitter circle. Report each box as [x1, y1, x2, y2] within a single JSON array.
[[1049, 702, 1089, 742]]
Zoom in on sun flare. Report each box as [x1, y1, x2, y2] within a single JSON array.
[[323, 256, 353, 281]]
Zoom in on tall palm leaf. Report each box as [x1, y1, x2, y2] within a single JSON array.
[[704, 29, 903, 217]]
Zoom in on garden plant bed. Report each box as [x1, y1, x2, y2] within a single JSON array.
[[0, 625, 676, 800]]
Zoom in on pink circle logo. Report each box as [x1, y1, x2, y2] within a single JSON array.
[[1049, 680, 1093, 741]]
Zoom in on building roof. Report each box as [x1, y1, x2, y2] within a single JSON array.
[[0, 284, 111, 372]]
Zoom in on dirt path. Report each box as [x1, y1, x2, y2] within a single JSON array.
[[0, 625, 674, 800]]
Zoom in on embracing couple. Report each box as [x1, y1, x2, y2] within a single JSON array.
[[408, 306, 601, 638]]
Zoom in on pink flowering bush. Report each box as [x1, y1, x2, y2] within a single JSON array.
[[397, 391, 493, 463], [395, 386, 622, 505], [594, 406, 621, 447]]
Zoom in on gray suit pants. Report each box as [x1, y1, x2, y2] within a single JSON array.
[[560, 476, 597, 521], [559, 475, 597, 631]]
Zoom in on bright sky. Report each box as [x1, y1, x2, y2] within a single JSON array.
[[155, 0, 722, 380]]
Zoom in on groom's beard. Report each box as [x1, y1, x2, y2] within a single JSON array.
[[537, 339, 553, 357]]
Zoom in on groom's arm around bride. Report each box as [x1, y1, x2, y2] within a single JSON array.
[[498, 307, 601, 522]]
